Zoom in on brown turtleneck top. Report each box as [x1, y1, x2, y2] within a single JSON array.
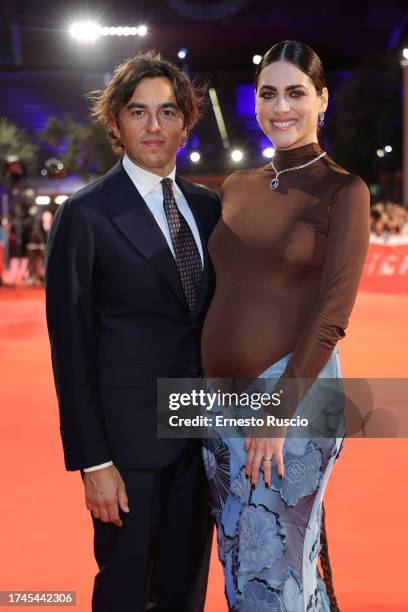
[[201, 142, 370, 382]]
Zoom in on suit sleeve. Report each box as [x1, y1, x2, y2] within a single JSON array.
[[275, 174, 370, 415], [45, 199, 111, 470]]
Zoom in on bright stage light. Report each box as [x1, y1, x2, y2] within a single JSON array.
[[36, 196, 51, 206], [384, 145, 392, 153], [403, 48, 408, 60], [69, 21, 102, 42], [54, 195, 69, 205], [376, 149, 385, 158], [253, 54, 262, 65], [178, 48, 188, 60], [231, 149, 243, 162], [262, 147, 275, 159], [190, 152, 200, 163], [71, 23, 148, 40]]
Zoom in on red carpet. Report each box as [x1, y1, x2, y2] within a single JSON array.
[[0, 287, 407, 611]]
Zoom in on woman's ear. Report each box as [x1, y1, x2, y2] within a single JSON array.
[[320, 87, 329, 113]]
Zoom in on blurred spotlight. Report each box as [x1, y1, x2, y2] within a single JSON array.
[[73, 23, 148, 39], [253, 54, 262, 65], [403, 48, 408, 60], [231, 149, 244, 162], [69, 21, 102, 42], [36, 196, 51, 206], [55, 195, 69, 205], [44, 158, 65, 177], [209, 88, 230, 150], [178, 48, 188, 60], [262, 147, 275, 159], [24, 189, 35, 198], [384, 145, 392, 153], [40, 169, 48, 176], [190, 152, 200, 163], [376, 149, 385, 158]]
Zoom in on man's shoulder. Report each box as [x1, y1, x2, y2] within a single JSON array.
[[69, 163, 120, 205]]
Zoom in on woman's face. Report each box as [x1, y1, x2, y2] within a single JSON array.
[[255, 60, 328, 151]]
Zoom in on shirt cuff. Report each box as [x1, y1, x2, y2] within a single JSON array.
[[83, 461, 113, 472]]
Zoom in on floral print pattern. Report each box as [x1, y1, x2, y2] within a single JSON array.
[[202, 430, 230, 515], [282, 570, 304, 612], [202, 349, 343, 611], [238, 505, 285, 574], [270, 442, 323, 507], [239, 580, 284, 612]]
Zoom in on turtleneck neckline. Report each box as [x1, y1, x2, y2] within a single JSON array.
[[273, 142, 325, 168]]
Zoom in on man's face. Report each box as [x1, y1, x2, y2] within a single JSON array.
[[112, 76, 187, 176]]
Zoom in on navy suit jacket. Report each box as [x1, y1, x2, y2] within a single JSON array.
[[45, 161, 221, 471]]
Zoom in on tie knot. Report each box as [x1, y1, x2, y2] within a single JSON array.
[[161, 177, 173, 195]]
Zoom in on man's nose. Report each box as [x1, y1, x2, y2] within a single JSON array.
[[146, 114, 161, 131]]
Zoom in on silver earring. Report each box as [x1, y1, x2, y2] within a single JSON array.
[[318, 112, 325, 127]]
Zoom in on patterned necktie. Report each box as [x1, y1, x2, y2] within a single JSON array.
[[161, 178, 202, 317]]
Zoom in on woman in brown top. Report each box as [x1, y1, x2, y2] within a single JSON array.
[[201, 41, 370, 611]]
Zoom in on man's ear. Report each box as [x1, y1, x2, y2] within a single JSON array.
[[109, 119, 121, 140], [180, 124, 188, 146]]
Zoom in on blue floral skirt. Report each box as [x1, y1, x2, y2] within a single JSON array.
[[202, 349, 344, 612]]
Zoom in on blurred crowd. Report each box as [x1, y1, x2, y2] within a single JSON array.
[[1, 196, 408, 287], [370, 201, 408, 243], [2, 202, 56, 286]]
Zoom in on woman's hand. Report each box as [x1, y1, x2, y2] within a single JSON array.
[[245, 423, 287, 488]]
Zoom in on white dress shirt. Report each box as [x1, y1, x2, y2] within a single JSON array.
[[83, 155, 203, 473]]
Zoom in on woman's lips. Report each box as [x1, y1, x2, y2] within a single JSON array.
[[270, 119, 297, 131]]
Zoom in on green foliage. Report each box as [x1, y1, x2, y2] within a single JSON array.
[[327, 52, 402, 183], [0, 117, 38, 168], [39, 116, 118, 179]]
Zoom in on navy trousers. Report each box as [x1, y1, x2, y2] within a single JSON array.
[[90, 440, 213, 612]]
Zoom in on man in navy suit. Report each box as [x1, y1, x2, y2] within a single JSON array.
[[46, 50, 220, 612]]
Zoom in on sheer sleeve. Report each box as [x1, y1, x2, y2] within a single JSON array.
[[276, 174, 370, 414]]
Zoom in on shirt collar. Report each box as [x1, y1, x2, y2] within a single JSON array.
[[122, 154, 181, 198]]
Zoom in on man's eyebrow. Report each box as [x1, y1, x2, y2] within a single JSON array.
[[259, 84, 307, 92], [126, 102, 180, 110]]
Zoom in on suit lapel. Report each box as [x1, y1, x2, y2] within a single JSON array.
[[99, 162, 187, 310]]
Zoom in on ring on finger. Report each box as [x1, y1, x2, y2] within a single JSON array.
[[263, 458, 272, 462]]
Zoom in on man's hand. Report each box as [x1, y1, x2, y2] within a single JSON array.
[[83, 465, 129, 527]]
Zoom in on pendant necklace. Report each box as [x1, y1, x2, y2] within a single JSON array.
[[270, 151, 327, 190]]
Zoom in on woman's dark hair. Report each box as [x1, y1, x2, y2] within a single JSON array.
[[255, 40, 326, 94], [320, 503, 341, 612], [87, 49, 206, 154]]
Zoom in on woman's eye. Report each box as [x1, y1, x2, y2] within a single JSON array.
[[260, 92, 273, 99], [290, 91, 304, 97], [132, 110, 144, 116], [162, 110, 175, 117]]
